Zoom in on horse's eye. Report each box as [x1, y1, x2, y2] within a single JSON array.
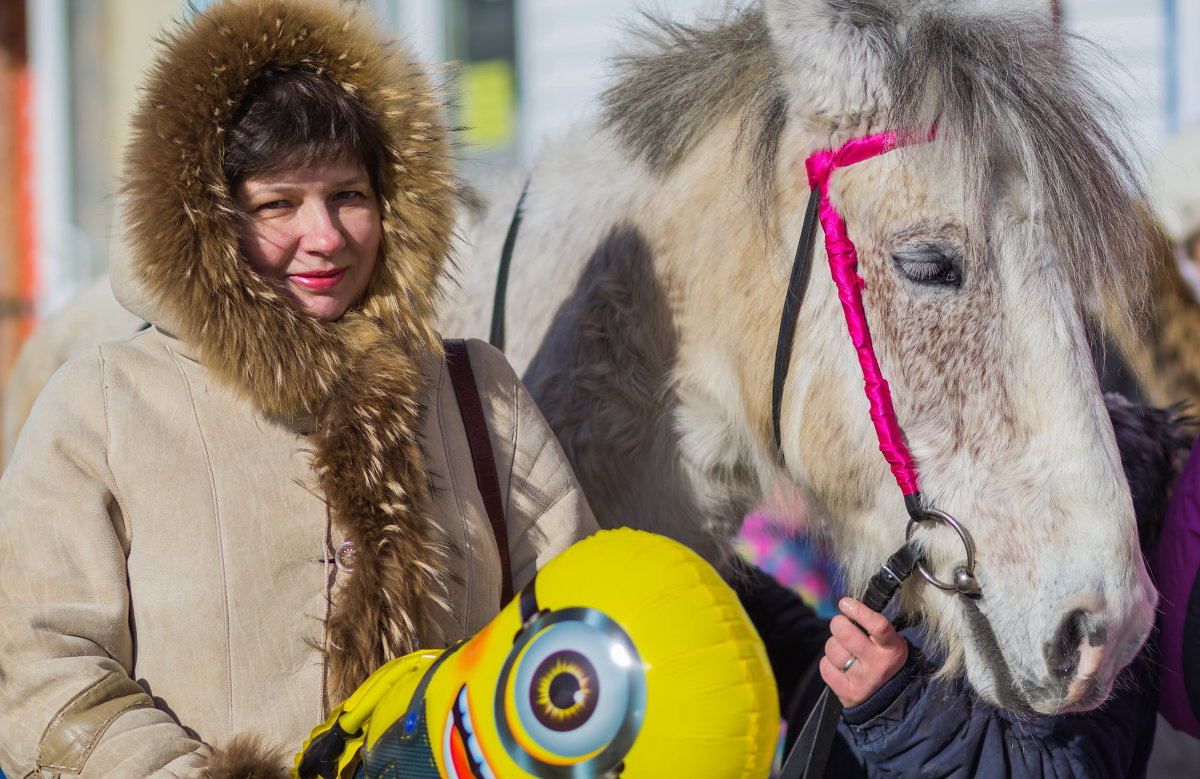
[[892, 246, 963, 289]]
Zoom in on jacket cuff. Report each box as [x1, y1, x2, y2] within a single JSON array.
[[841, 642, 921, 727]]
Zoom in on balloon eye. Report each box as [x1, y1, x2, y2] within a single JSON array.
[[497, 610, 646, 772], [530, 650, 598, 732]]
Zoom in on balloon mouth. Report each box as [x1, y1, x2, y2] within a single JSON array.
[[444, 685, 496, 779]]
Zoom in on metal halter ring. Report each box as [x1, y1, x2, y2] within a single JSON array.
[[905, 507, 982, 598]]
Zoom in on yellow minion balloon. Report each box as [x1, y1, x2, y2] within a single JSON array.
[[295, 529, 779, 779]]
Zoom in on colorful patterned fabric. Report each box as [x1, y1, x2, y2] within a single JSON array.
[[736, 511, 843, 618]]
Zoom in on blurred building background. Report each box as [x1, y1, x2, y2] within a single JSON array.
[[0, 0, 1197, 388]]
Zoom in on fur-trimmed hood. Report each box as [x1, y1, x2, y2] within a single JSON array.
[[115, 0, 457, 703]]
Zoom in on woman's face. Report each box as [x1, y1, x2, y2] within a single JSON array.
[[235, 159, 381, 321]]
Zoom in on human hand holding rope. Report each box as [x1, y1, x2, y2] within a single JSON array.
[[819, 597, 909, 708]]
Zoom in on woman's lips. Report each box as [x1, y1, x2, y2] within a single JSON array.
[[290, 268, 346, 290]]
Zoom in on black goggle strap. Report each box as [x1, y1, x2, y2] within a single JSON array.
[[772, 185, 822, 455], [510, 568, 545, 647]]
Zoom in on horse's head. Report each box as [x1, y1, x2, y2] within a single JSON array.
[[758, 0, 1156, 714]]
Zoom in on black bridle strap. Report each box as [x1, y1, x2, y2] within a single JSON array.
[[490, 178, 530, 352], [778, 539, 921, 779], [772, 185, 822, 453], [860, 540, 921, 613]]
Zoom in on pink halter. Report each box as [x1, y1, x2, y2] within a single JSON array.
[[806, 131, 922, 496], [771, 129, 933, 515]]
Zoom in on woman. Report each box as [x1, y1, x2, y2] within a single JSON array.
[[0, 1, 596, 776]]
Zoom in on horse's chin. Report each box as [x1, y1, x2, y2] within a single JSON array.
[[1053, 677, 1112, 715], [1018, 672, 1113, 716], [961, 651, 1111, 716]]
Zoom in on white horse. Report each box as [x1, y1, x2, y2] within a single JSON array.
[[2, 0, 1158, 719], [439, 0, 1157, 716]]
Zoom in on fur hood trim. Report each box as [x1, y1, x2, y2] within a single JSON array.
[[200, 735, 291, 779], [121, 0, 456, 701]]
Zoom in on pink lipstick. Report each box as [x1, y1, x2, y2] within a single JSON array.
[[290, 268, 346, 290]]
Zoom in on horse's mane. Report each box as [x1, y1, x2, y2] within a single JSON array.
[[602, 1, 1151, 322]]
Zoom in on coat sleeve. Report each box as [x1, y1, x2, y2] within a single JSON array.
[[465, 340, 599, 593], [840, 638, 1158, 779], [0, 349, 210, 778]]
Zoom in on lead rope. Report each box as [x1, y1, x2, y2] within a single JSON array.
[[777, 540, 921, 779]]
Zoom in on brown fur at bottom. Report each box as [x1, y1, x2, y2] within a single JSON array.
[[201, 734, 290, 779]]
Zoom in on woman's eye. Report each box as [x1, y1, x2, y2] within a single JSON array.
[[256, 199, 290, 211], [333, 190, 364, 201], [892, 247, 963, 288]]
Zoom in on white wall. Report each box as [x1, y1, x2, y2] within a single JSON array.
[[1175, 0, 1200, 131], [382, 0, 446, 66], [514, 0, 724, 161], [27, 0, 74, 313], [384, 0, 724, 163], [1061, 0, 1172, 167]]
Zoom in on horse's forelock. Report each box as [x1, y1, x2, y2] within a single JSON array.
[[887, 7, 1151, 327]]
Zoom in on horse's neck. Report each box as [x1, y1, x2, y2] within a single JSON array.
[[511, 121, 790, 555]]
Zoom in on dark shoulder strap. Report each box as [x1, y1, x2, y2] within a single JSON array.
[[444, 339, 514, 607]]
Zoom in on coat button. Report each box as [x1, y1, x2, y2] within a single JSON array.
[[335, 541, 357, 573]]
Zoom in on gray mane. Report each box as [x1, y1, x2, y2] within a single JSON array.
[[601, 8, 778, 175], [602, 1, 1151, 319]]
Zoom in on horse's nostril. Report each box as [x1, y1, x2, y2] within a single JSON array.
[[1047, 609, 1088, 681]]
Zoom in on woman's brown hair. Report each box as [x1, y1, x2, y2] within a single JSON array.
[[222, 66, 388, 191]]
